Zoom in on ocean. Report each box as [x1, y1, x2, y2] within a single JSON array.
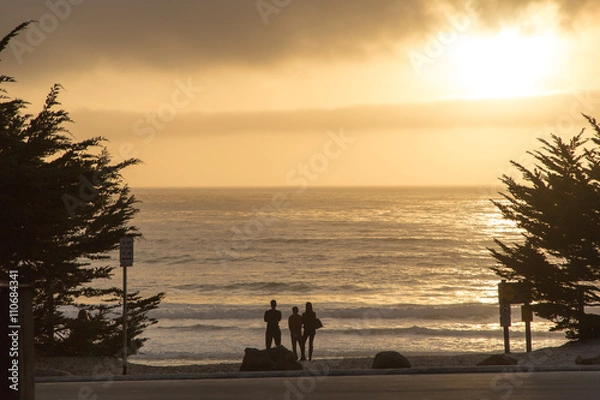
[[107, 186, 568, 366]]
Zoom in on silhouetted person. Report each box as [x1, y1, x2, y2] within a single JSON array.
[[264, 299, 282, 349], [70, 309, 90, 355], [288, 306, 303, 360], [300, 302, 318, 361]]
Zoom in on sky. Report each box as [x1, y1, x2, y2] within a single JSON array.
[[2, 0, 600, 187]]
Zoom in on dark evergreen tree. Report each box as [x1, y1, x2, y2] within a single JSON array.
[[490, 115, 600, 340], [0, 23, 164, 356]]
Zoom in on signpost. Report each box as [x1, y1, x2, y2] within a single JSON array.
[[120, 237, 134, 375], [498, 280, 532, 353], [499, 303, 511, 353], [522, 303, 533, 352]]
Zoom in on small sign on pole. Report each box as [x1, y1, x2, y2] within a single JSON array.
[[120, 237, 134, 267], [119, 237, 133, 375], [500, 303, 512, 327]]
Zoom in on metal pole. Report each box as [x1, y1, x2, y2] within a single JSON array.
[[522, 302, 533, 352], [525, 320, 532, 352], [122, 265, 127, 375], [503, 325, 510, 354]]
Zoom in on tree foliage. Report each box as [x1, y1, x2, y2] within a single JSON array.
[[0, 23, 164, 356], [490, 114, 600, 340]]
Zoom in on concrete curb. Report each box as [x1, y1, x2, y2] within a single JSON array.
[[36, 364, 600, 383]]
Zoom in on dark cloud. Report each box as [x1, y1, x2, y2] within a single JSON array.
[[1, 0, 433, 73], [2, 0, 598, 78]]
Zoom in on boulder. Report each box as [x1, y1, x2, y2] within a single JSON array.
[[372, 351, 411, 369], [240, 346, 303, 372], [477, 354, 518, 366]]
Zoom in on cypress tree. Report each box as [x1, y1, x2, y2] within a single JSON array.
[[490, 115, 600, 339], [0, 23, 164, 356]]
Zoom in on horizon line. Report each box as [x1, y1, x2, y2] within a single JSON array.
[[130, 184, 506, 190]]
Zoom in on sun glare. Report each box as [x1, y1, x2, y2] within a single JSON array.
[[450, 29, 562, 98]]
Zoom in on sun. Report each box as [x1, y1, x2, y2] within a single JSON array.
[[448, 29, 563, 98]]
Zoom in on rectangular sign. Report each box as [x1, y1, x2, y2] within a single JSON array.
[[120, 237, 134, 267], [500, 303, 512, 327], [498, 281, 531, 304], [521, 304, 534, 322]]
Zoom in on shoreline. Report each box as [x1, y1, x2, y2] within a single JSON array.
[[36, 340, 600, 377]]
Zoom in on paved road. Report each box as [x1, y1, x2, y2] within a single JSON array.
[[37, 371, 600, 400]]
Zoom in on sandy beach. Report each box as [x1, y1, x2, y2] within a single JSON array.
[[35, 339, 600, 377]]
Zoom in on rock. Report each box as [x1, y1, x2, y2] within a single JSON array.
[[477, 354, 518, 366], [372, 351, 411, 369], [240, 346, 303, 372]]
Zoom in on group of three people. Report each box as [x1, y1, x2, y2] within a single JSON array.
[[264, 299, 319, 361]]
